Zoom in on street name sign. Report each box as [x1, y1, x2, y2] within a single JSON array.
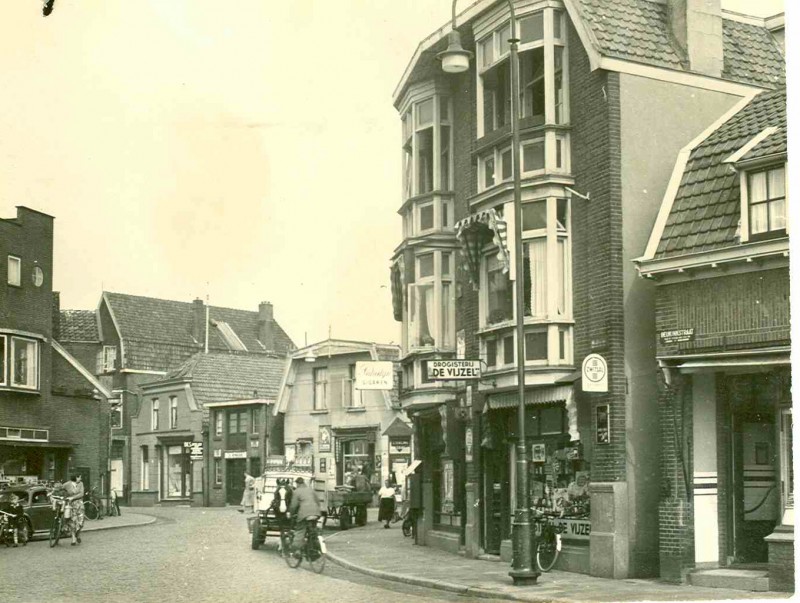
[[427, 360, 482, 380]]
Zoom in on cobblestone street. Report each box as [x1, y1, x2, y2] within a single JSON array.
[[0, 507, 508, 603]]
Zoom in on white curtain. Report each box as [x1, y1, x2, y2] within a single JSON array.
[[441, 283, 452, 348], [528, 239, 547, 317], [769, 168, 786, 230], [422, 284, 435, 345], [556, 239, 567, 316], [749, 172, 769, 234]]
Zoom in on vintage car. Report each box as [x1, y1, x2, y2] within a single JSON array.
[[0, 485, 55, 540]]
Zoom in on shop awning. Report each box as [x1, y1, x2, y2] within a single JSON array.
[[658, 348, 790, 382], [390, 256, 405, 322], [455, 208, 510, 285], [487, 384, 579, 441], [0, 440, 75, 449]]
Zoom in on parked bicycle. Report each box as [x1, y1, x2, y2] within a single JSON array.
[[533, 510, 566, 572], [49, 495, 72, 547], [281, 515, 326, 574], [391, 500, 414, 537], [83, 486, 105, 520], [0, 509, 28, 547]]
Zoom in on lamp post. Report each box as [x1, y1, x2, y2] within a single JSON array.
[[439, 0, 539, 585]]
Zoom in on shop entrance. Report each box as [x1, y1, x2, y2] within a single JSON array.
[[483, 437, 509, 555], [729, 375, 780, 564], [226, 458, 247, 505]]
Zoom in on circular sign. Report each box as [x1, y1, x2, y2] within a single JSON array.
[[581, 354, 608, 392]]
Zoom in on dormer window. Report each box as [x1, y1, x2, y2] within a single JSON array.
[[746, 166, 786, 240]]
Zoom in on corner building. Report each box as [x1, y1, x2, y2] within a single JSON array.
[[389, 0, 784, 579]]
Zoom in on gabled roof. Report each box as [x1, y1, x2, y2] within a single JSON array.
[[394, 0, 784, 104], [102, 292, 294, 372], [639, 87, 786, 263], [161, 351, 288, 407], [59, 310, 99, 342], [292, 339, 400, 362]]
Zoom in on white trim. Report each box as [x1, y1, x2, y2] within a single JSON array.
[[203, 398, 274, 408], [120, 369, 167, 375], [51, 340, 112, 398], [562, 0, 602, 71], [184, 384, 198, 412], [101, 293, 126, 369], [724, 127, 779, 164], [721, 9, 774, 27], [7, 255, 21, 287], [598, 58, 761, 96], [10, 336, 39, 391], [0, 328, 47, 341], [639, 91, 760, 261], [274, 357, 296, 416]]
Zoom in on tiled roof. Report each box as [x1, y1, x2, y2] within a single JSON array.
[[167, 352, 288, 407], [103, 292, 295, 371], [654, 88, 786, 259], [576, 0, 784, 88], [59, 310, 99, 342]]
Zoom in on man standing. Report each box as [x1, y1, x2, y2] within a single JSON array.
[[288, 477, 321, 555]]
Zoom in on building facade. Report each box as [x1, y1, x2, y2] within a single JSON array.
[[635, 88, 791, 590], [0, 207, 111, 491], [390, 0, 784, 579], [275, 340, 407, 494]]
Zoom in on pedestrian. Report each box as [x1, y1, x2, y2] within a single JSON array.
[[240, 472, 255, 514], [8, 494, 25, 547], [378, 479, 396, 528], [353, 469, 370, 493], [110, 487, 122, 516], [62, 474, 85, 546]]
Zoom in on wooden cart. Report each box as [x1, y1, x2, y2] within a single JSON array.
[[323, 487, 372, 530]]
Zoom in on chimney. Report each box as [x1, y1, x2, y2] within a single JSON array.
[[258, 301, 274, 351], [192, 298, 205, 345], [668, 0, 723, 78]]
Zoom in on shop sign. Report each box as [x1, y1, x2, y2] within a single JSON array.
[[531, 443, 546, 463], [535, 518, 591, 541], [659, 328, 694, 344], [582, 354, 608, 393], [427, 359, 481, 380], [389, 437, 410, 455], [596, 404, 610, 445], [319, 425, 332, 453], [355, 361, 394, 390], [465, 427, 473, 462], [224, 451, 247, 459], [184, 442, 203, 460]]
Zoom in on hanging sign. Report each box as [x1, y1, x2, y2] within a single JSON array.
[[427, 359, 481, 380], [582, 354, 608, 392]]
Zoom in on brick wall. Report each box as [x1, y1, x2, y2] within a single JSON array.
[[569, 26, 627, 483]]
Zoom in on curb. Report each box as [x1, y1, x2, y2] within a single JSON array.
[[325, 548, 569, 603], [80, 514, 158, 533]]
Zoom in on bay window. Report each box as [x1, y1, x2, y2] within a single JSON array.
[[11, 337, 38, 390], [486, 255, 513, 325], [401, 95, 453, 200], [408, 250, 455, 350]]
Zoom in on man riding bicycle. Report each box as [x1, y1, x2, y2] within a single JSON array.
[[288, 476, 321, 556]]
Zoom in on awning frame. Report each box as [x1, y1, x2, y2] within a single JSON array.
[[455, 208, 510, 285]]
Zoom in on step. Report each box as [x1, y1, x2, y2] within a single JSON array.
[[689, 568, 770, 592]]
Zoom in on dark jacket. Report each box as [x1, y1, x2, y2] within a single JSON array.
[[288, 483, 321, 520]]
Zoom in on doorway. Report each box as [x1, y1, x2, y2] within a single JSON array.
[[226, 458, 247, 505], [483, 428, 509, 555]]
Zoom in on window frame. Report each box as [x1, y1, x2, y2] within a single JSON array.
[[408, 250, 455, 351], [402, 95, 454, 200], [10, 336, 39, 390], [7, 255, 21, 287], [313, 367, 328, 411], [0, 335, 6, 387], [151, 399, 159, 431], [345, 364, 364, 408], [110, 399, 123, 429], [740, 164, 787, 242], [140, 446, 150, 490], [215, 411, 223, 436], [101, 345, 117, 373], [214, 458, 223, 486], [169, 396, 178, 430]]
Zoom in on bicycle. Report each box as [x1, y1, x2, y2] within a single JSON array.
[[533, 510, 565, 572], [282, 515, 326, 574], [49, 495, 72, 547], [83, 486, 104, 520], [0, 509, 28, 547]]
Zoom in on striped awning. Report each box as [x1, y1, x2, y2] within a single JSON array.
[[455, 208, 510, 285], [487, 384, 579, 441]]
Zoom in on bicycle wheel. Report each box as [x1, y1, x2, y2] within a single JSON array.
[[282, 532, 302, 568], [536, 528, 560, 572], [49, 517, 62, 547], [83, 501, 98, 521], [308, 537, 326, 574], [402, 517, 413, 537]]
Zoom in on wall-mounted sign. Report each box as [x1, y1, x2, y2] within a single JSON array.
[[250, 440, 259, 448], [465, 427, 473, 462], [389, 437, 411, 455], [213, 449, 222, 458], [184, 442, 203, 460], [659, 328, 694, 344], [535, 518, 591, 541], [224, 451, 247, 459], [319, 425, 332, 453], [596, 404, 610, 445], [582, 354, 608, 392], [427, 359, 481, 380], [531, 442, 546, 463], [355, 361, 394, 390]]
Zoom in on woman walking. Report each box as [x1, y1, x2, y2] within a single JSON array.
[[377, 480, 396, 529], [240, 473, 255, 514], [63, 474, 85, 546]]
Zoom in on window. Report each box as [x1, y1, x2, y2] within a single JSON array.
[[110, 400, 122, 429], [215, 411, 222, 436], [169, 397, 178, 429], [313, 367, 328, 410], [101, 346, 117, 373], [7, 256, 21, 287], [401, 95, 452, 199], [140, 446, 150, 490], [214, 458, 222, 486], [151, 399, 159, 431], [345, 364, 363, 408], [486, 339, 497, 367], [250, 407, 259, 433], [522, 139, 545, 173], [525, 331, 548, 361], [520, 47, 545, 124], [747, 166, 786, 239], [167, 444, 191, 498], [10, 337, 38, 389], [420, 203, 434, 231], [480, 147, 514, 191], [486, 255, 513, 325], [228, 410, 248, 433], [408, 251, 455, 349], [0, 336, 5, 386]]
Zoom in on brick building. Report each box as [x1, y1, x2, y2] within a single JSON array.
[[389, 0, 784, 579], [130, 351, 287, 507], [92, 292, 294, 502], [0, 207, 111, 491], [635, 88, 791, 590]]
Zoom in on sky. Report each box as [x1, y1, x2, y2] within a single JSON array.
[[0, 0, 789, 348]]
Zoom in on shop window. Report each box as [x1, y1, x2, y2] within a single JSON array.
[[151, 399, 159, 431], [7, 256, 21, 286], [313, 367, 328, 410], [169, 397, 178, 429], [747, 166, 786, 240], [167, 445, 191, 498], [540, 406, 565, 434], [780, 408, 793, 523], [10, 337, 38, 389]]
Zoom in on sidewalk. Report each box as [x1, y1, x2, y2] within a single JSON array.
[[79, 511, 156, 533], [325, 522, 790, 603]]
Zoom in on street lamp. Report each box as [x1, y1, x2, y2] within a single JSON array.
[[438, 0, 539, 586]]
